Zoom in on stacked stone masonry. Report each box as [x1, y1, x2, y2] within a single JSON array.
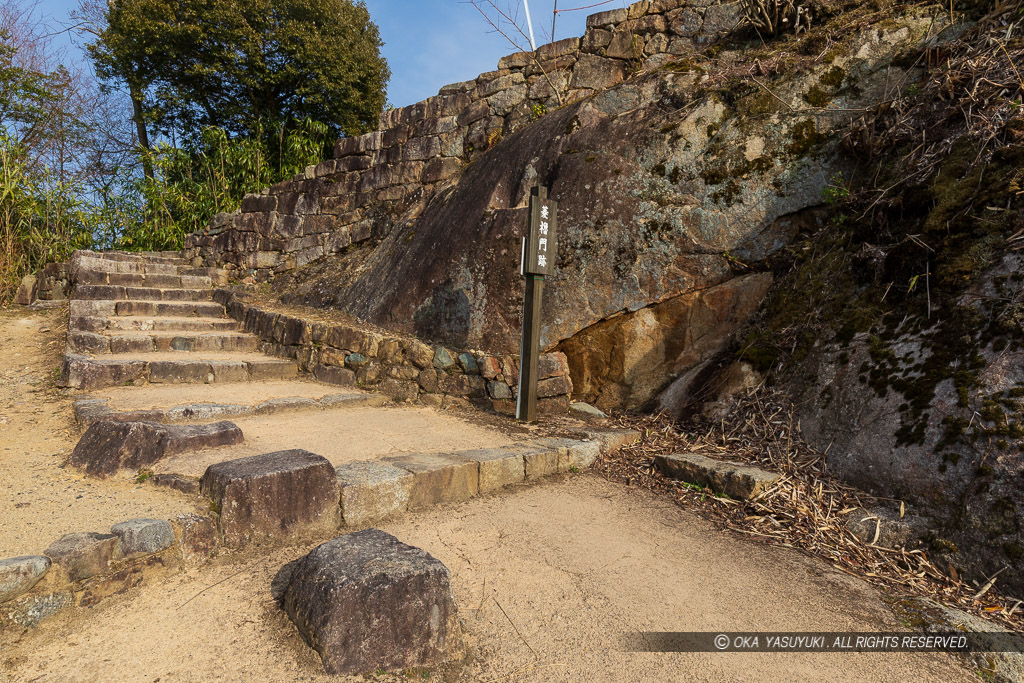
[[214, 289, 573, 410], [183, 0, 743, 276]]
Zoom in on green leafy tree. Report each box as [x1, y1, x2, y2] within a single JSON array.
[[0, 26, 94, 301], [114, 118, 332, 251], [88, 0, 390, 149]]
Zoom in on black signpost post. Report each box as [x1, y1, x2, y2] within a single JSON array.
[[517, 186, 558, 422]]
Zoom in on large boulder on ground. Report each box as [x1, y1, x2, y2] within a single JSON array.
[[69, 420, 244, 477], [199, 449, 340, 546], [280, 529, 461, 675]]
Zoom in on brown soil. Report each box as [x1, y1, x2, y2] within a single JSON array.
[[154, 406, 526, 477], [1, 476, 973, 682], [0, 307, 196, 557]]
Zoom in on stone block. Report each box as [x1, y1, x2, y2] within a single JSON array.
[[383, 453, 479, 510], [418, 368, 439, 393], [586, 428, 641, 453], [60, 355, 147, 390], [570, 54, 628, 90], [488, 381, 513, 400], [586, 7, 628, 28], [452, 448, 525, 493], [535, 37, 581, 61], [148, 360, 213, 384], [582, 28, 613, 53], [382, 378, 419, 402], [515, 443, 561, 479], [44, 532, 119, 582], [200, 450, 341, 546], [479, 356, 502, 380], [654, 453, 781, 499], [535, 437, 602, 470], [433, 347, 455, 370], [14, 274, 37, 305], [69, 420, 243, 477], [174, 513, 219, 561], [497, 49, 533, 70], [313, 364, 356, 387], [538, 351, 569, 379], [439, 373, 487, 398], [69, 299, 116, 317], [403, 339, 435, 368], [538, 374, 573, 398], [211, 361, 249, 382], [457, 353, 478, 374], [336, 461, 414, 526], [67, 331, 111, 354], [281, 530, 461, 674], [0, 556, 50, 603], [110, 519, 175, 558]]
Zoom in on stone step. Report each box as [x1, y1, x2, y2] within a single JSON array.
[[76, 270, 213, 289], [653, 453, 781, 500], [114, 300, 225, 317], [71, 315, 240, 334], [81, 250, 188, 266], [179, 267, 230, 285], [59, 353, 299, 390], [72, 286, 213, 302], [74, 390, 387, 426], [67, 331, 259, 355], [70, 300, 227, 318]]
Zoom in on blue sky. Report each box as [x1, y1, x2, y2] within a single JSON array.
[[41, 0, 629, 109]]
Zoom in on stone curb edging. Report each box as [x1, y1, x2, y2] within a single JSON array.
[[214, 288, 574, 412], [0, 429, 639, 634]]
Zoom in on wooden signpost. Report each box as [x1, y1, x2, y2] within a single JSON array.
[[516, 186, 558, 422]]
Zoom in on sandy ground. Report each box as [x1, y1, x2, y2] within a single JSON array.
[[156, 406, 525, 477], [95, 379, 362, 412], [0, 476, 972, 682], [0, 308, 195, 557]]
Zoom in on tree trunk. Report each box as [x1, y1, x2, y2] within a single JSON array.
[[129, 83, 153, 179]]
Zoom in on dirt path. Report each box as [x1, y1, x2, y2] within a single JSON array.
[[0, 307, 195, 557], [1, 476, 973, 682]]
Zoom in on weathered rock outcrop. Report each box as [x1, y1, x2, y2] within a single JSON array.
[[705, 3, 1024, 592], [184, 0, 940, 410]]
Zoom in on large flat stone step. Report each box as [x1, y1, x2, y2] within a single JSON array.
[[71, 315, 240, 333], [60, 353, 299, 390], [74, 388, 386, 425], [67, 331, 259, 354], [78, 380, 379, 423], [72, 286, 213, 302]]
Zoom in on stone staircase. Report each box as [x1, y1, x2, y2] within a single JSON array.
[[60, 251, 297, 390]]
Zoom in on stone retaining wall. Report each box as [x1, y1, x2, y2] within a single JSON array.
[[214, 288, 573, 412], [183, 0, 743, 277]]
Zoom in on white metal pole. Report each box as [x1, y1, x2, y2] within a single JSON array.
[[523, 0, 537, 50]]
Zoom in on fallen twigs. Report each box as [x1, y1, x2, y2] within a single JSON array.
[[596, 386, 1024, 632]]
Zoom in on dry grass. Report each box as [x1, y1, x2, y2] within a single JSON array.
[[596, 386, 1024, 632]]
